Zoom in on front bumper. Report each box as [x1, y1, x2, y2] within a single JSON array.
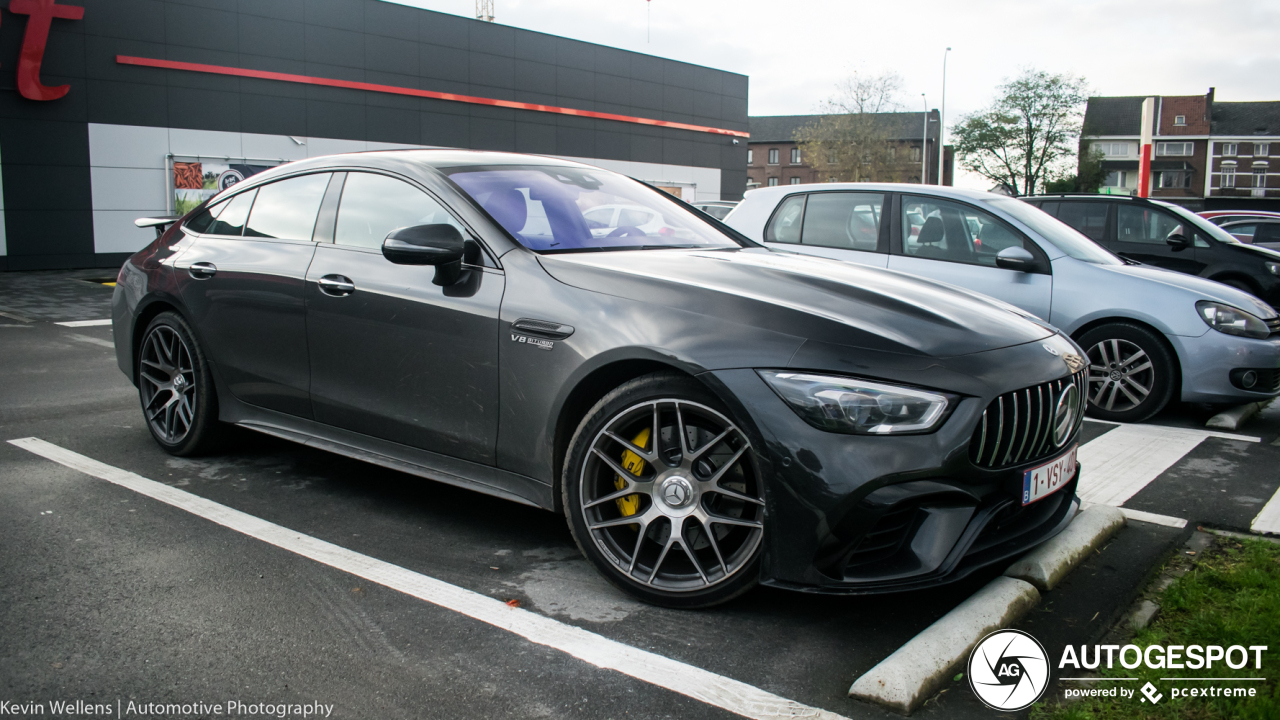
[[1171, 328, 1280, 404], [707, 337, 1086, 594]]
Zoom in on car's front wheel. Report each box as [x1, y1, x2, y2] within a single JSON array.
[[562, 373, 765, 608], [137, 311, 223, 456], [1079, 322, 1176, 423]]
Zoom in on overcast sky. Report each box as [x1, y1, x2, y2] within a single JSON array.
[[393, 0, 1280, 188]]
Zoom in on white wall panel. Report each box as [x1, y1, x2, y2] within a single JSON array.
[[168, 128, 243, 159], [88, 124, 169, 169], [93, 211, 165, 254], [306, 137, 369, 157], [90, 168, 168, 211], [242, 133, 309, 162]]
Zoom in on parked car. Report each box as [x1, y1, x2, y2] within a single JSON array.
[[1199, 209, 1280, 228], [726, 184, 1280, 422], [691, 200, 739, 220], [1023, 194, 1280, 307], [1220, 219, 1280, 250], [115, 151, 1085, 608]]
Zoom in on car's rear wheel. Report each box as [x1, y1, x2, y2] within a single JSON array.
[[1079, 323, 1176, 423], [137, 312, 223, 456], [562, 373, 765, 608]]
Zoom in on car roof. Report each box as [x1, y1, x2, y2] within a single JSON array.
[[1221, 218, 1280, 226], [742, 182, 1012, 204]]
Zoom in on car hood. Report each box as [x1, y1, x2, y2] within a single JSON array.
[[539, 247, 1054, 358], [1232, 241, 1280, 262], [1097, 261, 1278, 319]]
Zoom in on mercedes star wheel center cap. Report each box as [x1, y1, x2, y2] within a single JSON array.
[[659, 476, 695, 509]]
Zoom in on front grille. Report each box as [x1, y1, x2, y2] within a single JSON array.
[[1267, 316, 1280, 338], [970, 370, 1087, 469]]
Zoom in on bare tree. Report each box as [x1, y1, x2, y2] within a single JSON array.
[[795, 71, 915, 183], [951, 69, 1089, 196]]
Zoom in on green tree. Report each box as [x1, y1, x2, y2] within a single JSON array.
[[951, 70, 1089, 196]]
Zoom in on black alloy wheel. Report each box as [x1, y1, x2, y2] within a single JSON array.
[[137, 312, 223, 455], [563, 373, 765, 608], [1078, 322, 1176, 423]]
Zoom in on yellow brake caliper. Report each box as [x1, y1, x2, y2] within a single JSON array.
[[614, 426, 649, 518]]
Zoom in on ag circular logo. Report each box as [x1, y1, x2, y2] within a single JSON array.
[[968, 629, 1049, 711]]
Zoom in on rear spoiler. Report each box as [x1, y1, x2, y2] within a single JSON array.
[[134, 216, 182, 239]]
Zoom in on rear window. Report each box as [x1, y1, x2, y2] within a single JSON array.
[[206, 190, 256, 236]]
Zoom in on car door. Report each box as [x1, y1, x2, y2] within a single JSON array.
[[174, 172, 331, 418], [1112, 203, 1209, 275], [1053, 201, 1111, 250], [304, 171, 504, 465], [888, 194, 1053, 320], [760, 191, 890, 268]]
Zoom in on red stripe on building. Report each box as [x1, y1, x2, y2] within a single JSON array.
[[115, 55, 750, 138]]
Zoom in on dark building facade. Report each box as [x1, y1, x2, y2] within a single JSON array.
[[1081, 89, 1280, 210], [745, 112, 953, 189], [0, 0, 749, 270]]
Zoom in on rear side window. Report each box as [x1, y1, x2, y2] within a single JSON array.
[[1116, 205, 1184, 245], [765, 195, 805, 243], [1038, 201, 1060, 217], [334, 173, 463, 250], [184, 198, 228, 234], [244, 173, 331, 241], [1056, 202, 1109, 242], [207, 190, 257, 236], [799, 193, 883, 251]]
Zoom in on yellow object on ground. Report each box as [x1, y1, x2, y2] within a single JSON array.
[[614, 427, 648, 517]]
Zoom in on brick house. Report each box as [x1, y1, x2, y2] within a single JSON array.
[[1080, 89, 1280, 210], [746, 113, 953, 190]]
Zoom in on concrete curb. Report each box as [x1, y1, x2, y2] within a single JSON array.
[[847, 576, 1040, 714], [1004, 505, 1127, 592], [1206, 401, 1266, 431]]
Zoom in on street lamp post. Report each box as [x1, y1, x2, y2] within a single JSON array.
[[939, 47, 951, 185], [921, 93, 928, 184]]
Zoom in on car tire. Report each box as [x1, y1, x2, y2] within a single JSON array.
[[136, 311, 224, 456], [1078, 322, 1176, 423], [562, 372, 765, 608]]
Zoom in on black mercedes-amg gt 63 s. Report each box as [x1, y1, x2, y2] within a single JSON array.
[[114, 150, 1087, 608]]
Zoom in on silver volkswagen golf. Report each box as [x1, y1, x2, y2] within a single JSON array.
[[726, 184, 1280, 422]]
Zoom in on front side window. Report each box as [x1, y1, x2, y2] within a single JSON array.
[[790, 148, 801, 164], [444, 165, 739, 253], [901, 196, 1029, 267], [335, 173, 463, 250], [768, 149, 779, 165], [1056, 202, 1109, 241], [207, 190, 257, 236], [244, 173, 331, 241], [1116, 205, 1185, 245]]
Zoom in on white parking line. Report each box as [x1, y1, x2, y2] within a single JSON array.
[[65, 334, 114, 348], [56, 319, 113, 327], [1251, 486, 1280, 535], [1077, 424, 1260, 508], [8, 437, 846, 720]]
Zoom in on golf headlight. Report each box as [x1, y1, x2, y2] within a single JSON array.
[[1196, 301, 1270, 339], [759, 371, 954, 434], [1267, 261, 1280, 276]]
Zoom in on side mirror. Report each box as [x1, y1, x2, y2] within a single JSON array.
[[1166, 232, 1191, 250], [382, 224, 472, 286], [995, 245, 1039, 273]]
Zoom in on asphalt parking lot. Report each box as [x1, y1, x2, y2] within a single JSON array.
[[2, 271, 1277, 719]]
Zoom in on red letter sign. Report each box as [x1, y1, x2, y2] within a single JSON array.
[[9, 0, 85, 101]]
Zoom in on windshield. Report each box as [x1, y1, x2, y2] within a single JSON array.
[[1162, 203, 1244, 245], [443, 165, 741, 253], [990, 197, 1124, 265]]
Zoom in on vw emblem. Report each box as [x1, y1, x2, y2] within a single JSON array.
[[659, 476, 694, 509], [1042, 343, 1060, 357], [1052, 383, 1080, 447]]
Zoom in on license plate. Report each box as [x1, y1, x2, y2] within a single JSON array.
[[1022, 445, 1077, 506]]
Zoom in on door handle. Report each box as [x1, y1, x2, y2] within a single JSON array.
[[317, 274, 355, 297], [189, 262, 217, 279]]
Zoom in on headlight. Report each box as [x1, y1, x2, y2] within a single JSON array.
[[759, 371, 954, 434], [1196, 301, 1270, 339], [1267, 261, 1280, 276]]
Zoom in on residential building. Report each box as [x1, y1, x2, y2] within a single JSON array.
[[745, 112, 953, 190], [1080, 89, 1280, 210]]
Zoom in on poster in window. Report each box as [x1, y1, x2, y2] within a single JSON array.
[[172, 160, 280, 215]]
